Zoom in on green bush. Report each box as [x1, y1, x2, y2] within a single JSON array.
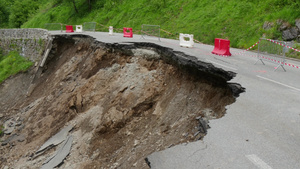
[[0, 51, 33, 83], [0, 0, 10, 28], [9, 0, 40, 28]]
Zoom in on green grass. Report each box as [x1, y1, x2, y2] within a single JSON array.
[[0, 51, 33, 83], [286, 44, 300, 59], [1, 0, 299, 50]]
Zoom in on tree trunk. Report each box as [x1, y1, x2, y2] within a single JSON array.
[[72, 0, 78, 13], [88, 0, 91, 11]]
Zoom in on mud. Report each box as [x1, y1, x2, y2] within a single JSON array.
[[0, 35, 244, 169]]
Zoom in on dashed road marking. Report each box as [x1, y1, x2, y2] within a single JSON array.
[[246, 154, 273, 169], [206, 59, 238, 71], [257, 75, 300, 92]]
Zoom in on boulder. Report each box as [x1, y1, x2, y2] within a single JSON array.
[[3, 119, 16, 135], [282, 27, 299, 41], [263, 21, 274, 30], [295, 19, 300, 30], [279, 22, 291, 31]]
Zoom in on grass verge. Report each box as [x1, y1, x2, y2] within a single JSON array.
[[20, 0, 300, 50], [0, 51, 33, 83]]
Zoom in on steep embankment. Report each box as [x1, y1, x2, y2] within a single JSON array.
[[12, 0, 300, 48], [0, 35, 243, 168]]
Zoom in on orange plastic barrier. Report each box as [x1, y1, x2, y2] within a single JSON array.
[[211, 38, 231, 56], [123, 27, 133, 38], [66, 25, 74, 33]]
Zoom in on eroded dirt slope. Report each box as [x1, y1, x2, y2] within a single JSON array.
[[0, 35, 243, 169]]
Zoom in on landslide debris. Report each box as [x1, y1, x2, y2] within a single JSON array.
[[0, 35, 244, 169]]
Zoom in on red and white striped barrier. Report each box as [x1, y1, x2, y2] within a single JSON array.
[[232, 41, 260, 55], [284, 62, 300, 68], [232, 39, 300, 70], [266, 39, 300, 53], [236, 52, 300, 69], [259, 56, 300, 68]]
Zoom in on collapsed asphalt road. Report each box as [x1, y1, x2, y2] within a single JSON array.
[[0, 34, 244, 168]]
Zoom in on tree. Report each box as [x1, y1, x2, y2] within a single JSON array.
[[87, 0, 91, 11], [9, 0, 39, 28], [0, 0, 14, 28], [71, 0, 79, 13], [65, 0, 78, 13]]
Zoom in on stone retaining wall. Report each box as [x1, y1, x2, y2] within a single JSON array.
[[0, 29, 50, 62]]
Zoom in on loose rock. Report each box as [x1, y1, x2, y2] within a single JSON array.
[[36, 124, 73, 154], [3, 119, 16, 135], [282, 27, 299, 41]]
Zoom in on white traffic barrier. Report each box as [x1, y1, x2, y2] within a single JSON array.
[[76, 25, 83, 32], [109, 26, 113, 35], [179, 33, 194, 48]]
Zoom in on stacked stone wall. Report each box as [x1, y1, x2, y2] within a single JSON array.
[[0, 29, 49, 62]]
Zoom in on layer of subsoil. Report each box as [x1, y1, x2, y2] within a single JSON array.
[[0, 35, 243, 169]]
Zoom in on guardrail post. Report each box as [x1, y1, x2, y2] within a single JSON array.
[[255, 39, 264, 65]]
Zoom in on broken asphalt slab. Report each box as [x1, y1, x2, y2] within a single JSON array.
[[41, 135, 73, 169], [36, 124, 73, 154]]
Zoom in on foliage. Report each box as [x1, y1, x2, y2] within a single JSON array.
[[286, 43, 300, 59], [0, 51, 33, 83], [9, 0, 40, 28], [0, 0, 13, 28], [1, 0, 300, 49]]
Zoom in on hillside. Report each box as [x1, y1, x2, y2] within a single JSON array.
[[1, 0, 300, 48]]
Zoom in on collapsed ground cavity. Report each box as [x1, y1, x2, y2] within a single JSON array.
[[0, 35, 244, 169]]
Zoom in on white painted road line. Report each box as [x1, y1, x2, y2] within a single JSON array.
[[246, 154, 273, 169], [257, 75, 300, 92], [206, 59, 238, 71]]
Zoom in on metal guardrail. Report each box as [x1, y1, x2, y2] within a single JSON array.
[[83, 22, 96, 32], [141, 24, 161, 41], [44, 23, 63, 32], [255, 38, 287, 71]]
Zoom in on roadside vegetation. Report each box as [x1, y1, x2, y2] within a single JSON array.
[[0, 50, 33, 83], [286, 44, 300, 59], [0, 0, 300, 49]]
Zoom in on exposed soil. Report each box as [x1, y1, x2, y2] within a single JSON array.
[[0, 35, 243, 169]]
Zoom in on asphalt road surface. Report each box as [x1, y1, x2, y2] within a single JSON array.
[[51, 31, 300, 169]]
